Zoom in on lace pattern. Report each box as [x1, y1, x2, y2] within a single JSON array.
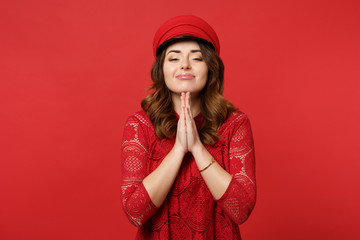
[[121, 115, 157, 227], [121, 110, 256, 239]]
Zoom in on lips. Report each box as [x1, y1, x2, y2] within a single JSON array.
[[176, 73, 195, 80]]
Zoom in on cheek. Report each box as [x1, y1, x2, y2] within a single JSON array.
[[163, 64, 174, 80], [200, 66, 209, 84], [163, 66, 173, 89], [203, 71, 208, 79], [199, 63, 208, 75]]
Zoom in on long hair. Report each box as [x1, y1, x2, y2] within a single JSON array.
[[141, 40, 237, 145]]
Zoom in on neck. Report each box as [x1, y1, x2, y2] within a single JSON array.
[[172, 92, 201, 117]]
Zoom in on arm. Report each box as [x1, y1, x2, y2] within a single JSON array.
[[121, 115, 157, 227], [183, 92, 233, 200], [193, 114, 256, 224], [121, 111, 187, 227], [143, 96, 188, 207], [191, 146, 232, 200], [142, 148, 185, 207], [215, 114, 256, 224], [183, 91, 256, 224]]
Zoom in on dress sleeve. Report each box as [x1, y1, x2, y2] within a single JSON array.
[[216, 114, 256, 224], [120, 115, 158, 227]]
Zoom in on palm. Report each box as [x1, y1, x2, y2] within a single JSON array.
[[183, 92, 202, 152]]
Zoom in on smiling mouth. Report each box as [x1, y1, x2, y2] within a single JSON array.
[[176, 73, 195, 80]]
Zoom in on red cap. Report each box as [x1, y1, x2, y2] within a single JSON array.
[[153, 15, 220, 57]]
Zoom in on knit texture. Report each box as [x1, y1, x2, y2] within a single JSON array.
[[121, 109, 256, 239]]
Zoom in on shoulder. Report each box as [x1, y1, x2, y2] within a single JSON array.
[[229, 109, 251, 125], [219, 109, 252, 136], [122, 110, 156, 145], [125, 109, 153, 129]]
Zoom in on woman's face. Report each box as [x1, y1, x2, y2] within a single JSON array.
[[163, 40, 208, 97]]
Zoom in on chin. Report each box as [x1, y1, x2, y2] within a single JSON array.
[[172, 89, 201, 96]]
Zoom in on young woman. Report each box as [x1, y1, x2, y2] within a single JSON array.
[[121, 15, 256, 239]]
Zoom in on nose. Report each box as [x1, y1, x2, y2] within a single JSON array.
[[180, 57, 191, 70]]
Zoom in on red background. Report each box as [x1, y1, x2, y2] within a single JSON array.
[[1, 0, 359, 239]]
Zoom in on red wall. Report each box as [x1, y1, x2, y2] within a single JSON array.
[[1, 0, 359, 239]]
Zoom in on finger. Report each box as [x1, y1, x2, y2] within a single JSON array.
[[191, 116, 198, 134], [186, 92, 190, 109], [185, 104, 192, 136], [188, 92, 191, 108], [180, 93, 183, 111], [180, 93, 185, 123], [186, 92, 194, 120], [181, 93, 186, 124], [186, 93, 198, 135], [185, 93, 190, 121], [185, 101, 193, 131], [181, 92, 184, 109], [178, 94, 187, 146]]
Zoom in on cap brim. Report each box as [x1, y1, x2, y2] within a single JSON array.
[[155, 36, 216, 56]]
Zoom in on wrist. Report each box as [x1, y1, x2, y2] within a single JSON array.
[[172, 145, 187, 157], [190, 142, 205, 158]]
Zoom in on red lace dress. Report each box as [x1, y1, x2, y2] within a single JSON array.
[[121, 109, 256, 239]]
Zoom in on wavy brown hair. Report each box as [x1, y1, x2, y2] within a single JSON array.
[[141, 40, 237, 145]]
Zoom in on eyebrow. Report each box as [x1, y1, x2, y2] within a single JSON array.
[[166, 49, 202, 55]]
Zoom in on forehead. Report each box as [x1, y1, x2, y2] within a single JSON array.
[[165, 40, 201, 53]]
